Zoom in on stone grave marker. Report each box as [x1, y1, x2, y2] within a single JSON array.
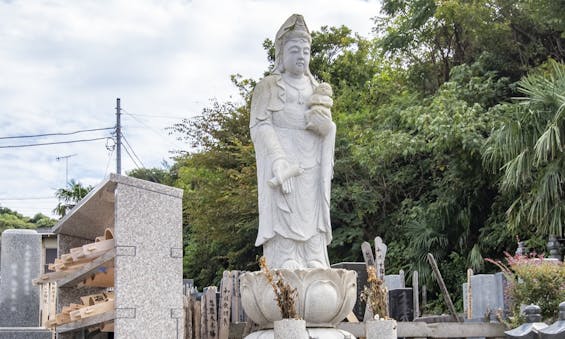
[[384, 270, 405, 291], [463, 273, 506, 320], [0, 229, 42, 327], [218, 271, 233, 339], [388, 288, 414, 321]]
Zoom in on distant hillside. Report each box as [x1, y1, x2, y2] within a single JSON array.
[[0, 207, 56, 234]]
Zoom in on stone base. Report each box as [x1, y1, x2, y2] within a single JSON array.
[[0, 327, 52, 339], [245, 327, 356, 339], [365, 319, 397, 339]]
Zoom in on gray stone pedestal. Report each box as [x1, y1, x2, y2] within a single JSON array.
[[246, 327, 355, 339]]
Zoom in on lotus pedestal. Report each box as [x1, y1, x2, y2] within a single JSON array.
[[240, 268, 357, 339]]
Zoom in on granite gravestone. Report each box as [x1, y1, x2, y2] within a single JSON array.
[[331, 262, 367, 320], [384, 271, 405, 291], [0, 229, 42, 327], [388, 288, 414, 321], [462, 273, 506, 320]]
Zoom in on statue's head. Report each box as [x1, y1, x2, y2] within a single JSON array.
[[274, 14, 312, 76]]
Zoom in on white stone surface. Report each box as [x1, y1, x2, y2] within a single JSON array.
[[240, 268, 356, 327], [273, 319, 309, 339], [250, 13, 336, 269], [462, 273, 505, 319], [365, 319, 397, 339], [247, 327, 355, 339]]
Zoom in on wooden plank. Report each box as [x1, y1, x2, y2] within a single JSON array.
[[361, 241, 376, 321], [205, 286, 218, 339], [200, 296, 207, 339], [231, 270, 241, 323], [77, 267, 114, 288], [56, 310, 115, 333], [34, 270, 73, 284], [194, 300, 202, 339], [78, 300, 114, 319], [374, 236, 387, 279], [101, 321, 114, 332], [427, 253, 460, 322], [184, 295, 193, 339], [57, 248, 115, 287], [412, 271, 420, 318], [346, 311, 359, 323], [218, 271, 233, 339], [361, 241, 376, 268], [467, 268, 473, 319]]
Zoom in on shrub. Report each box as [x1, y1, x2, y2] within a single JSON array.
[[486, 253, 565, 325]]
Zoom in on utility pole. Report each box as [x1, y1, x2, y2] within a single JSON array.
[[56, 153, 77, 184], [116, 97, 122, 175]]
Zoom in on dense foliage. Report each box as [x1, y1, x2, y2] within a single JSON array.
[[140, 0, 565, 313], [0, 207, 55, 233]]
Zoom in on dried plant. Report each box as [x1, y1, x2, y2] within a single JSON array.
[[259, 256, 299, 319], [360, 266, 389, 319]]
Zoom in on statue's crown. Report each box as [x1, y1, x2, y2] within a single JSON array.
[[275, 14, 311, 52]]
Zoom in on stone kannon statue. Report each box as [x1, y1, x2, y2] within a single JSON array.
[[250, 13, 336, 269]]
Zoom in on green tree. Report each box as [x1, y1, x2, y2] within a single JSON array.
[[169, 80, 259, 286], [483, 60, 565, 238], [0, 207, 56, 233], [375, 0, 565, 92], [128, 166, 174, 185], [53, 179, 94, 217]]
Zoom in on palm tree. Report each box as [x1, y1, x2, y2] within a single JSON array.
[[483, 60, 565, 237], [53, 179, 93, 217]]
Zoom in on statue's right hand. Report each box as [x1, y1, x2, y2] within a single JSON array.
[[272, 159, 293, 194]]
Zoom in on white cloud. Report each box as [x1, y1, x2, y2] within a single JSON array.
[[0, 0, 379, 218]]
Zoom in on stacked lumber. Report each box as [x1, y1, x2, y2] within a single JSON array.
[[34, 228, 115, 285], [46, 291, 114, 328]]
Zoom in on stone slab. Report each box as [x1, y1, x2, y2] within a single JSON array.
[[462, 273, 506, 320], [0, 328, 51, 339], [388, 288, 414, 321], [0, 229, 42, 327], [384, 274, 404, 291]]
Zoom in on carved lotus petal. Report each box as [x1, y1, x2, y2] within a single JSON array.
[[240, 268, 357, 327]]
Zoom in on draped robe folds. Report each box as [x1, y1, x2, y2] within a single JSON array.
[[250, 74, 335, 252]]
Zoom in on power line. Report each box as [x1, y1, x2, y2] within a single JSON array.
[[104, 148, 115, 177], [124, 113, 188, 120], [0, 137, 109, 149], [121, 109, 169, 140], [0, 127, 114, 140], [122, 135, 145, 168], [0, 196, 55, 201], [121, 141, 142, 170]]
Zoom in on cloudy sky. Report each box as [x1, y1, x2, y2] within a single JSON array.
[[0, 0, 379, 218]]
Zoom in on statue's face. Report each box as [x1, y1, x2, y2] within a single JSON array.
[[282, 38, 310, 77]]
